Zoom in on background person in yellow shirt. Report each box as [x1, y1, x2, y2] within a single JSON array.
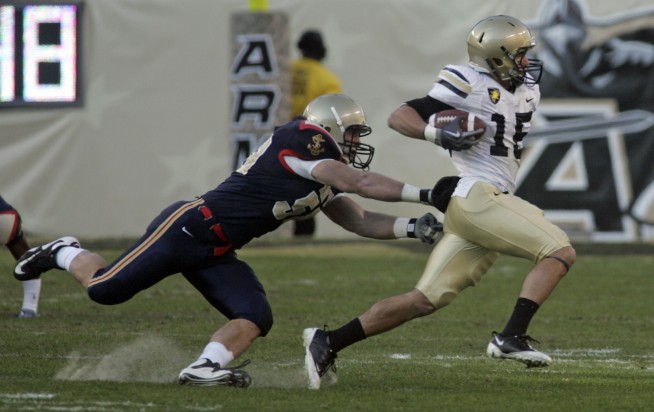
[[291, 30, 342, 236]]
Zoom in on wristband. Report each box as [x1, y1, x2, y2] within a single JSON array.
[[393, 218, 411, 238], [400, 184, 421, 202], [419, 189, 431, 204], [406, 218, 418, 238], [423, 124, 439, 144], [401, 184, 432, 205]]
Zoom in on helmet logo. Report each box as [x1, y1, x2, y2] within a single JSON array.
[[307, 134, 326, 156], [488, 88, 501, 104]]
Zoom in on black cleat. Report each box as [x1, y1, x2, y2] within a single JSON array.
[[486, 331, 552, 368], [303, 327, 337, 389], [14, 237, 80, 281]]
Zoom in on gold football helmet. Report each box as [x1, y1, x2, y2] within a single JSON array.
[[467, 15, 543, 88], [303, 94, 374, 170]]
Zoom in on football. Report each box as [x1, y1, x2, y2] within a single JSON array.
[[430, 109, 487, 137]]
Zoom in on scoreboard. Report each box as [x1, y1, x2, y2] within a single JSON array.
[[0, 1, 83, 107]]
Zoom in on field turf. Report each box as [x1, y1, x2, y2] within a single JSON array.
[[1, 240, 653, 411]]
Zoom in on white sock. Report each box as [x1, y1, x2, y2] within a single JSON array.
[[199, 342, 234, 367], [55, 247, 85, 271], [21, 278, 41, 313]]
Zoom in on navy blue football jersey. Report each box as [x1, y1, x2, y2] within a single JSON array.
[[0, 196, 13, 213], [202, 120, 344, 248]]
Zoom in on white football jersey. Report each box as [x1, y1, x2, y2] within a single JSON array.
[[428, 64, 540, 195]]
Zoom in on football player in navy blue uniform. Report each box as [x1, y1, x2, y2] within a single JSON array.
[[304, 16, 576, 389], [0, 196, 41, 318], [13, 94, 441, 387]]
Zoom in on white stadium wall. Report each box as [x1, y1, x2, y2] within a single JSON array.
[[1, 0, 653, 242]]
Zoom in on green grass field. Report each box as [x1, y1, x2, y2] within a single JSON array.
[[1, 240, 653, 411]]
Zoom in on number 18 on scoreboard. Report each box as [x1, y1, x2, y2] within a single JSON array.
[[0, 1, 83, 107]]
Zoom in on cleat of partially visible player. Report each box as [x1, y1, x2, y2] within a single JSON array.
[[13, 237, 80, 281], [15, 309, 38, 318], [486, 331, 552, 368]]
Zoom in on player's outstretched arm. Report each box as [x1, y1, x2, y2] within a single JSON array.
[[311, 160, 431, 204], [323, 196, 441, 242]]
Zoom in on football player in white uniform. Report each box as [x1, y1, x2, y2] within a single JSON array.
[[304, 15, 576, 389]]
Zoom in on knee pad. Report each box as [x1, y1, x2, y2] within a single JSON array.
[[87, 282, 134, 305], [239, 300, 274, 337]]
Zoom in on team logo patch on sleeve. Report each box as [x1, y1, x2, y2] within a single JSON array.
[[307, 134, 325, 156], [488, 88, 501, 104]]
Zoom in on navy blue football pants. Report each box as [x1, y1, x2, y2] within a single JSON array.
[[86, 198, 273, 335]]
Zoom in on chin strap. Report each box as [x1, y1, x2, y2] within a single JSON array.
[[544, 255, 570, 273]]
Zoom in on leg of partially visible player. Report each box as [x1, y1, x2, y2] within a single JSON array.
[[1, 207, 42, 318], [8, 235, 42, 318]]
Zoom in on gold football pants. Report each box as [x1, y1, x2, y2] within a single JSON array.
[[416, 182, 571, 309]]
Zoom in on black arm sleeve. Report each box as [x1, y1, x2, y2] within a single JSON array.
[[405, 96, 455, 122]]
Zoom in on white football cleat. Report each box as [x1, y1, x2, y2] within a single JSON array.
[[178, 358, 252, 387]]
